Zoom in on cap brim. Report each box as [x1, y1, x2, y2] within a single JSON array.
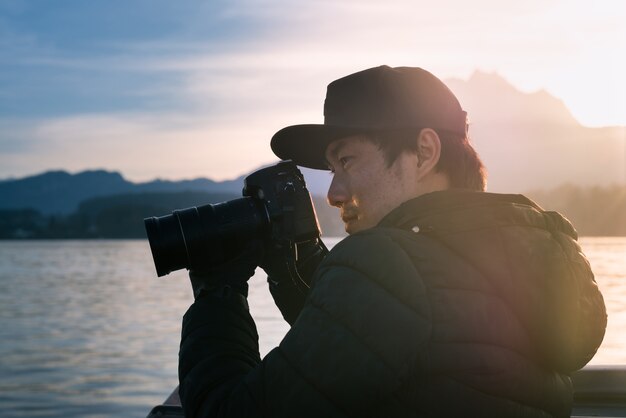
[[271, 124, 373, 170]]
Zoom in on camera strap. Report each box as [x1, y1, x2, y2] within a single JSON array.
[[284, 241, 311, 295]]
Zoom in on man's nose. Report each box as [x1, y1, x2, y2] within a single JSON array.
[[327, 175, 347, 208]]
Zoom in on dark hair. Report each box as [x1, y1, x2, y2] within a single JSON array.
[[368, 129, 487, 191]]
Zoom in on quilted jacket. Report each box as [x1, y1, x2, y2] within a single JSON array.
[[179, 190, 607, 418]]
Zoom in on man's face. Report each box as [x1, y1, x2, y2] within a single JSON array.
[[325, 135, 421, 234]]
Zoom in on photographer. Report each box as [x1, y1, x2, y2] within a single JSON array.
[[177, 66, 606, 417]]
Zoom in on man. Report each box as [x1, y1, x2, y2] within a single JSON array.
[[178, 66, 607, 417]]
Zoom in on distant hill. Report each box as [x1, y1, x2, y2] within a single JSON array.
[[0, 170, 131, 214], [445, 71, 625, 192], [0, 169, 245, 215]]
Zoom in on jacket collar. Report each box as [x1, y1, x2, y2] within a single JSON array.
[[377, 190, 577, 239]]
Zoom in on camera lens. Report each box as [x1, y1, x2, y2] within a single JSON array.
[[144, 213, 188, 277], [144, 197, 270, 276]]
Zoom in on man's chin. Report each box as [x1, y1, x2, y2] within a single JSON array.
[[344, 219, 369, 235]]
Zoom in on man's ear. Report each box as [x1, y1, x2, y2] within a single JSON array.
[[415, 128, 442, 176]]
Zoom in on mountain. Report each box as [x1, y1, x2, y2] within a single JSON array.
[[445, 71, 625, 192], [0, 170, 132, 214], [0, 169, 246, 215], [446, 71, 580, 126]]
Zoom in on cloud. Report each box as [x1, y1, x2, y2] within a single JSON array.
[[0, 111, 287, 181], [1, 0, 624, 182]]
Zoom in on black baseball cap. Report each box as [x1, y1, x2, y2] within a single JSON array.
[[270, 65, 467, 170]]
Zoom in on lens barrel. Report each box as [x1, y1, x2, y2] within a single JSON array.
[[144, 197, 269, 276]]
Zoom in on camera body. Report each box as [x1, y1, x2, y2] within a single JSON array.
[[144, 160, 322, 277]]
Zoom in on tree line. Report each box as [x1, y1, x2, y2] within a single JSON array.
[[1, 185, 625, 239]]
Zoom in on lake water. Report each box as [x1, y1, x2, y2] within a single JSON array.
[[0, 237, 624, 418]]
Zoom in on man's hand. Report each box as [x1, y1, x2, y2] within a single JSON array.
[[261, 238, 328, 324], [188, 240, 263, 300]]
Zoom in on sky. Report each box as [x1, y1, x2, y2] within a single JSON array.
[[1, 0, 625, 182]]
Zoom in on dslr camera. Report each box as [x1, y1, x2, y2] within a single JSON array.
[[144, 160, 326, 284]]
